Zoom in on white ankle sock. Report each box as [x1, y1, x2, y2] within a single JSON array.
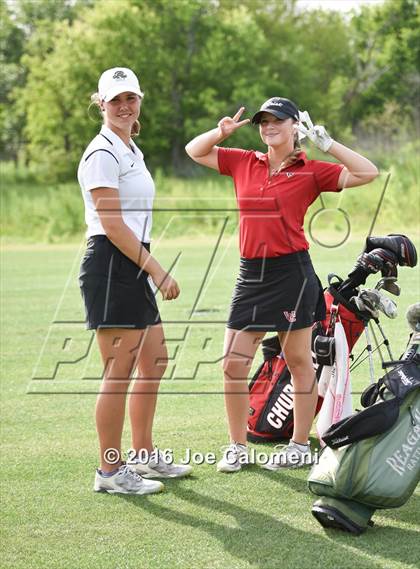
[[291, 440, 309, 451]]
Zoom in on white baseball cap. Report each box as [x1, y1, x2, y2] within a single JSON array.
[[98, 67, 144, 102]]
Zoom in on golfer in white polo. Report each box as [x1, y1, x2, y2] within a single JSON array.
[[78, 67, 192, 494]]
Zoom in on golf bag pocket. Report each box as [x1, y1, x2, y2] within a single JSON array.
[[248, 353, 295, 442], [314, 335, 336, 366], [383, 360, 420, 399], [309, 389, 420, 511], [248, 332, 323, 443]]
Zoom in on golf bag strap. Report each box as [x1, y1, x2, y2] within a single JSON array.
[[327, 302, 339, 337]]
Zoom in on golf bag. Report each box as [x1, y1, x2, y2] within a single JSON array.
[[308, 310, 420, 535], [247, 285, 366, 443], [247, 325, 324, 443], [247, 233, 417, 444]]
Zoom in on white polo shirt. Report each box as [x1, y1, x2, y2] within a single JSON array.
[[77, 125, 155, 242]]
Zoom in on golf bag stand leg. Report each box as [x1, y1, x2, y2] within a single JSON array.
[[363, 323, 376, 384], [374, 319, 394, 361]]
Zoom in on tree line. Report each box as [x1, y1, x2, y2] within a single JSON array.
[[1, 0, 418, 180]]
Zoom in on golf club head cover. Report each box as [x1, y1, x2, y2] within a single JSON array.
[[345, 248, 398, 288], [365, 234, 417, 267], [370, 247, 399, 278], [406, 303, 420, 332]]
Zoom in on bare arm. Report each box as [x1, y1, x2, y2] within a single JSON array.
[[329, 141, 379, 189], [185, 107, 250, 170], [91, 188, 179, 300], [185, 128, 224, 170], [298, 114, 379, 189]]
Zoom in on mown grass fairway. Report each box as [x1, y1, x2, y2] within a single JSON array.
[[1, 237, 419, 569]]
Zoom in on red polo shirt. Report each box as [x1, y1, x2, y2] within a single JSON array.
[[218, 147, 344, 259]]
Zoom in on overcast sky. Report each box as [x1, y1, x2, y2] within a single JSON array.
[[296, 0, 385, 12]]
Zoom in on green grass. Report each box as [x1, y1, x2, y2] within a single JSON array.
[[1, 145, 419, 244], [1, 236, 420, 569]]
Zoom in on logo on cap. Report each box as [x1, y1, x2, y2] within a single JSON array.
[[264, 98, 284, 108], [113, 70, 127, 80]]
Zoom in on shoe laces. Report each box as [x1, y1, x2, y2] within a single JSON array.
[[152, 448, 173, 467], [220, 443, 246, 456], [119, 464, 143, 482], [273, 442, 308, 455]]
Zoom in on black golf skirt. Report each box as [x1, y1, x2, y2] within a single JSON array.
[[79, 235, 161, 330], [227, 250, 326, 332]]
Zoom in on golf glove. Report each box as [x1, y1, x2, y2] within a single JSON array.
[[297, 110, 333, 152]]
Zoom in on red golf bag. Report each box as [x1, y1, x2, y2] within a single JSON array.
[[247, 285, 366, 443], [247, 233, 418, 443]]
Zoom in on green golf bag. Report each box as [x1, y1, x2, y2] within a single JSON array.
[[308, 330, 420, 535]]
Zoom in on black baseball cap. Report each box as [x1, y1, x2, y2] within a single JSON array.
[[252, 97, 299, 124]]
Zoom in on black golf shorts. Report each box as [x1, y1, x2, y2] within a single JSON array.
[[79, 235, 161, 330], [227, 250, 326, 332]]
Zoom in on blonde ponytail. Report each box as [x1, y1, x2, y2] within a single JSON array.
[[131, 120, 140, 137]]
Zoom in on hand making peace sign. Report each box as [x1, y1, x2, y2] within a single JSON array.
[[217, 107, 250, 138]]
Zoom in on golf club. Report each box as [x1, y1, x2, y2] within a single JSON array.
[[352, 289, 397, 319], [374, 276, 401, 296]]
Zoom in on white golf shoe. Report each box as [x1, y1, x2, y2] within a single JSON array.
[[131, 448, 193, 479], [262, 441, 313, 470], [94, 463, 164, 494], [217, 442, 251, 473]]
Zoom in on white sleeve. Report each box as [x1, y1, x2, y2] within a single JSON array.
[[82, 149, 120, 191]]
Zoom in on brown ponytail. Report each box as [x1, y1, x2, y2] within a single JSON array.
[[279, 130, 302, 170]]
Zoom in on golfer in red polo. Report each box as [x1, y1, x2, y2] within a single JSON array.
[[185, 97, 378, 471]]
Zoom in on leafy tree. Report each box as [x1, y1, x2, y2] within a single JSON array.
[[344, 0, 420, 126], [7, 0, 419, 180], [20, 0, 273, 179], [0, 0, 25, 161], [1, 0, 93, 163]]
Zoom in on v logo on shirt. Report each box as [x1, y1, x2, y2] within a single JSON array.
[[286, 172, 294, 178]]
